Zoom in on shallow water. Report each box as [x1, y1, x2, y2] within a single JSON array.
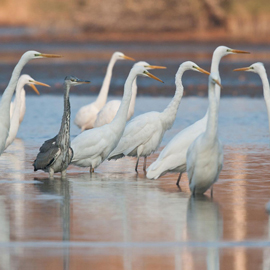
[[1, 96, 270, 269]]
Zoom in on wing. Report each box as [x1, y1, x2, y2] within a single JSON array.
[[33, 146, 60, 171], [94, 100, 120, 127], [109, 112, 161, 158], [39, 136, 58, 153]]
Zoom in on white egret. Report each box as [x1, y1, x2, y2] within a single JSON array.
[[187, 73, 223, 196], [10, 76, 41, 124], [146, 46, 249, 183], [108, 61, 210, 172], [5, 75, 50, 150], [71, 65, 164, 172], [74, 52, 135, 131], [234, 63, 270, 136], [34, 76, 90, 178], [0, 51, 61, 156], [94, 61, 152, 128]]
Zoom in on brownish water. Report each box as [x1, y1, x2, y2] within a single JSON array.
[[1, 95, 270, 269]]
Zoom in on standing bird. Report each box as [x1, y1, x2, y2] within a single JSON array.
[[94, 61, 155, 128], [33, 76, 90, 178], [5, 75, 50, 150], [187, 73, 223, 196], [147, 46, 249, 183], [234, 63, 270, 136], [74, 52, 135, 131], [108, 61, 210, 172], [71, 65, 164, 172], [10, 75, 42, 124], [0, 51, 61, 156]]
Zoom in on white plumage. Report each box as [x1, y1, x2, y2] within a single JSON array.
[[187, 73, 223, 195], [146, 46, 249, 182], [94, 61, 149, 128], [108, 61, 210, 172], [71, 65, 163, 171], [5, 75, 49, 150], [74, 52, 135, 131], [0, 51, 60, 156]]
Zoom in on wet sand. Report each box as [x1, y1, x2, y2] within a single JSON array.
[[0, 96, 270, 269]]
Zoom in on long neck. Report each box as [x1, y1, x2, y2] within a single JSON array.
[[4, 82, 24, 149], [128, 79, 137, 116], [19, 89, 26, 123], [56, 84, 71, 146], [95, 55, 117, 108], [204, 80, 218, 140], [204, 50, 222, 119], [0, 56, 29, 129], [259, 70, 270, 136], [160, 67, 184, 130], [110, 69, 136, 131]]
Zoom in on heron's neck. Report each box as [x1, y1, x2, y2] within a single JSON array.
[[160, 67, 184, 130], [110, 69, 137, 132], [204, 81, 219, 140], [4, 81, 24, 149], [57, 84, 71, 146], [259, 70, 270, 136], [127, 79, 137, 117], [20, 89, 26, 121], [0, 55, 29, 128], [204, 50, 222, 118], [95, 56, 117, 108]]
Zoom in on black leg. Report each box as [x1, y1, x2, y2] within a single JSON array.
[[143, 157, 147, 172], [211, 186, 213, 198], [135, 157, 140, 173], [176, 172, 182, 186]]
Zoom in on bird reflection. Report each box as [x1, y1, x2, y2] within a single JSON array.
[[34, 178, 71, 270], [186, 196, 222, 270]]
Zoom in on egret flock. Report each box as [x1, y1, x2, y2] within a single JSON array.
[[2, 45, 270, 196]]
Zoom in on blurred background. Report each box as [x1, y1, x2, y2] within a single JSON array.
[[0, 0, 269, 96]]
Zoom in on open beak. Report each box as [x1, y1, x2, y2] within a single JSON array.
[[29, 80, 50, 95], [230, 49, 250, 54], [39, 53, 62, 58], [146, 65, 167, 69], [77, 79, 91, 84], [233, 67, 250, 72], [145, 71, 164, 83], [123, 55, 135, 61], [194, 66, 210, 75], [213, 79, 223, 89]]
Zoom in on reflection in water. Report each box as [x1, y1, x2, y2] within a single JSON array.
[[187, 196, 222, 270]]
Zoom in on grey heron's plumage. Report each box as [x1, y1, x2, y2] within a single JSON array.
[[33, 76, 90, 177]]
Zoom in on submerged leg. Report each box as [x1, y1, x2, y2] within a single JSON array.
[[61, 170, 67, 179], [176, 172, 182, 186], [49, 168, 54, 179], [143, 157, 147, 172], [90, 166, 93, 174], [211, 186, 214, 198], [192, 187, 196, 197], [135, 157, 140, 173]]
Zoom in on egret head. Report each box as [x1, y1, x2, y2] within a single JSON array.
[[133, 61, 167, 70], [214, 46, 250, 58], [113, 52, 135, 61], [181, 61, 210, 75], [22, 50, 62, 60], [132, 66, 164, 83], [19, 74, 50, 95], [64, 76, 91, 87], [209, 72, 222, 88], [233, 62, 265, 74]]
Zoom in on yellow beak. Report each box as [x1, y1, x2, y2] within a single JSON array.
[[29, 80, 50, 95], [146, 65, 167, 69], [230, 49, 250, 54], [123, 55, 135, 61], [145, 71, 164, 83], [213, 79, 223, 89], [233, 67, 250, 72], [39, 53, 62, 58], [194, 66, 210, 75]]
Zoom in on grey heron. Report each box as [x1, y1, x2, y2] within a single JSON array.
[[33, 76, 90, 178]]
